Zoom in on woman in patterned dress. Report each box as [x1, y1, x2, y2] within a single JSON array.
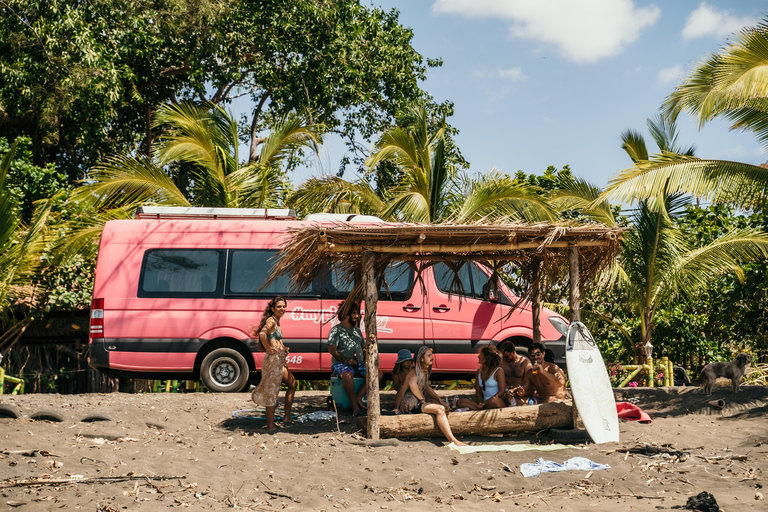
[[395, 346, 466, 446], [251, 296, 297, 430]]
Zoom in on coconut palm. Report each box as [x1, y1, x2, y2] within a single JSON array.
[[289, 104, 556, 223], [601, 18, 768, 209], [73, 102, 323, 210], [601, 119, 768, 357]]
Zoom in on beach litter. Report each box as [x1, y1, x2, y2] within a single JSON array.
[[296, 411, 337, 423], [520, 457, 610, 477]]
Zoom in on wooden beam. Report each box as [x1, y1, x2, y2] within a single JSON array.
[[569, 243, 581, 323], [361, 402, 574, 439], [362, 252, 380, 440], [531, 259, 542, 345], [322, 239, 612, 254]]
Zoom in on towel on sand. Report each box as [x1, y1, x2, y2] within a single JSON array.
[[520, 456, 611, 477], [616, 401, 652, 423], [448, 442, 577, 454]]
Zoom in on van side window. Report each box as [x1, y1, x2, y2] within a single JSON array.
[[433, 262, 473, 297], [469, 263, 491, 300], [227, 250, 314, 296], [139, 249, 224, 297], [324, 261, 414, 300]]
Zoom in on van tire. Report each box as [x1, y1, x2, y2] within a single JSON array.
[[200, 348, 249, 393]]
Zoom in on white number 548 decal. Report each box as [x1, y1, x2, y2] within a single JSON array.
[[286, 356, 303, 365]]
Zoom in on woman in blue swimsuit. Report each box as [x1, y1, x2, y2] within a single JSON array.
[[456, 346, 507, 411]]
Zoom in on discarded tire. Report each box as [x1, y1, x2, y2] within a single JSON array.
[[549, 428, 592, 443], [80, 413, 113, 423], [0, 404, 22, 419], [29, 410, 65, 422]]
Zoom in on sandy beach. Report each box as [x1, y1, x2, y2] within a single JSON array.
[[1, 385, 766, 511]]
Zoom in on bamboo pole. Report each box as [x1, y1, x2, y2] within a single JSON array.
[[568, 243, 581, 323], [531, 259, 542, 345], [363, 252, 380, 440], [322, 239, 613, 254]]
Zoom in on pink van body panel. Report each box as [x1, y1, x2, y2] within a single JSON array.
[[89, 216, 568, 382]]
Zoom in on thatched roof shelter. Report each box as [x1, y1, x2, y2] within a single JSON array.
[[271, 220, 627, 439]]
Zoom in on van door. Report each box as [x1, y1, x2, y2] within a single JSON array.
[[226, 249, 323, 371], [427, 262, 501, 373], [321, 261, 424, 373]]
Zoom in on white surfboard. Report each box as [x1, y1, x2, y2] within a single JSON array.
[[566, 321, 619, 444]]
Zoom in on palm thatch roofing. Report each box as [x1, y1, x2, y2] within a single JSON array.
[[272, 221, 627, 305]]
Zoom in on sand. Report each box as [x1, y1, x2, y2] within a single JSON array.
[[1, 386, 767, 511]]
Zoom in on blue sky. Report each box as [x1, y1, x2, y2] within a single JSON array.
[[293, 1, 766, 189]]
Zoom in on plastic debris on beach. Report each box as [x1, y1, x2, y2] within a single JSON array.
[[296, 411, 337, 423], [520, 456, 610, 477]]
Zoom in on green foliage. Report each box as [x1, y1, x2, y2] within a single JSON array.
[[0, 137, 68, 222], [0, 0, 434, 181]]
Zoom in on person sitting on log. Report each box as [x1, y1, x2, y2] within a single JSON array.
[[328, 301, 367, 416], [498, 341, 532, 406], [455, 346, 507, 411], [513, 342, 567, 404], [395, 347, 466, 446], [391, 349, 414, 392]]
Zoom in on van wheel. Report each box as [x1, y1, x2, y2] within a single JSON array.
[[200, 348, 249, 393]]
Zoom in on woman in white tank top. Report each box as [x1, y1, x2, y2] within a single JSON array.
[[455, 346, 507, 411]]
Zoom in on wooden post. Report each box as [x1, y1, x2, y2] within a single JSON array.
[[568, 243, 581, 323], [362, 252, 380, 440], [531, 259, 542, 345]]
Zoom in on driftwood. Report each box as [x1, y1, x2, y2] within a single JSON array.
[[0, 475, 186, 489], [362, 401, 574, 439]]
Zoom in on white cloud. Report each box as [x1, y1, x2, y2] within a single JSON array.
[[432, 0, 661, 64], [682, 3, 755, 41], [657, 64, 683, 86]]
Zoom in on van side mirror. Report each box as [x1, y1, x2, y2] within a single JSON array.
[[483, 282, 499, 302]]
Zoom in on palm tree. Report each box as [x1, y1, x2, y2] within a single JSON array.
[[73, 102, 323, 210], [602, 119, 768, 358], [601, 18, 768, 209], [289, 104, 556, 223]]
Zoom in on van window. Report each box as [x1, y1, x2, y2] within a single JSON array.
[[325, 261, 414, 300], [227, 250, 314, 296], [139, 249, 224, 297], [469, 263, 491, 299], [434, 262, 473, 296]]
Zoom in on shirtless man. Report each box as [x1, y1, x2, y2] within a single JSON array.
[[514, 343, 566, 404], [498, 341, 532, 406]]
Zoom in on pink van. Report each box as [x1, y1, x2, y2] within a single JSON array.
[[89, 207, 568, 392]]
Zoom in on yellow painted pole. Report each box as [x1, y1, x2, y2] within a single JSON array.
[[646, 357, 654, 387]]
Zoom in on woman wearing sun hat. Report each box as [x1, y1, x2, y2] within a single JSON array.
[[391, 349, 414, 392]]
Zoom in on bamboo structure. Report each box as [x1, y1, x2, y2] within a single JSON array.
[[270, 221, 626, 439]]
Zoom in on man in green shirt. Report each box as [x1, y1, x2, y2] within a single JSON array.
[[328, 301, 367, 415]]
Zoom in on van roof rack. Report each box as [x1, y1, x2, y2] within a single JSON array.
[[135, 206, 297, 220]]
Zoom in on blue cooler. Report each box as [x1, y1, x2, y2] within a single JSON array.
[[330, 377, 365, 409]]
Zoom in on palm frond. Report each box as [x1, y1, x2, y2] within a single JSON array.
[[451, 172, 557, 223], [255, 113, 324, 169], [72, 154, 190, 208], [287, 176, 386, 217], [601, 155, 768, 209]]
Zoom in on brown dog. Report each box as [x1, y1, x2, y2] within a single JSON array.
[[700, 353, 751, 395]]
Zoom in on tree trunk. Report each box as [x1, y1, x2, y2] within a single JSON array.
[[248, 94, 270, 162], [568, 244, 581, 323], [362, 402, 574, 439], [363, 252, 380, 440]]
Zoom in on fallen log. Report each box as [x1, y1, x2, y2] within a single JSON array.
[[362, 401, 574, 439]]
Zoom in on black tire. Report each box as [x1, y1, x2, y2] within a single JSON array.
[[549, 427, 592, 443], [0, 404, 22, 419], [80, 413, 113, 423], [200, 348, 250, 393], [29, 409, 65, 422]]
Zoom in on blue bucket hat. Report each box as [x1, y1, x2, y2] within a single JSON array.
[[395, 349, 413, 364]]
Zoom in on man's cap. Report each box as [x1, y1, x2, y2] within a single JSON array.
[[395, 349, 413, 364]]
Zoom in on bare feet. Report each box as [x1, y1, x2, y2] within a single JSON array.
[[452, 439, 467, 447]]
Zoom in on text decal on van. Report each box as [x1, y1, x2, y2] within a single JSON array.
[[289, 307, 394, 334]]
